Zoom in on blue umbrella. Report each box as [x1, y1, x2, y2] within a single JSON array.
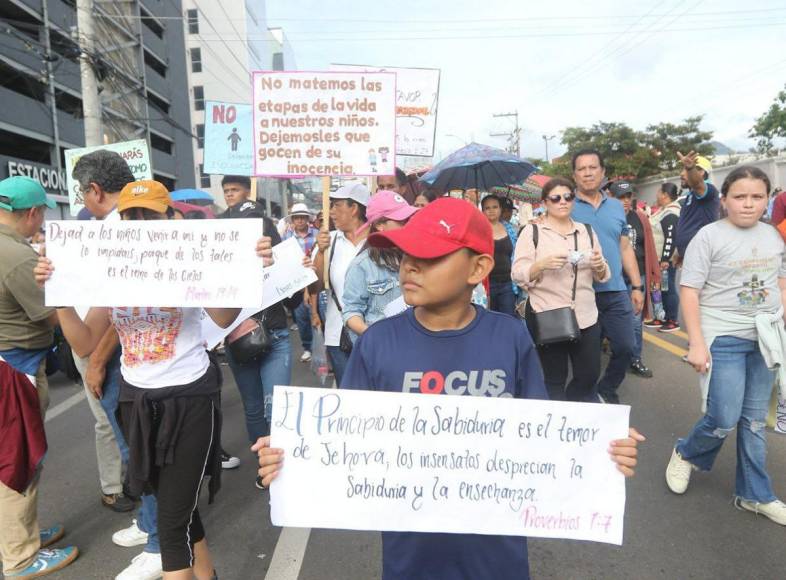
[[420, 142, 538, 194], [170, 188, 214, 203]]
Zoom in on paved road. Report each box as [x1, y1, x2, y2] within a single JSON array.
[[36, 327, 786, 580]]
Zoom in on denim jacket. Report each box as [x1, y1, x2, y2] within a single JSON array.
[[342, 249, 401, 336]]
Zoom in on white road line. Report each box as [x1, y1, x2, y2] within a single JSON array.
[[45, 390, 85, 423], [264, 527, 311, 580]]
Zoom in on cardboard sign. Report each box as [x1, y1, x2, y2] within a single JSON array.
[[252, 71, 396, 177], [200, 238, 317, 349], [64, 140, 152, 216], [45, 220, 265, 307], [331, 64, 440, 157], [270, 386, 630, 544], [204, 101, 254, 176]]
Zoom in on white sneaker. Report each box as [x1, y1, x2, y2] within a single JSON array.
[[665, 448, 693, 494], [112, 520, 149, 548], [736, 498, 786, 525], [300, 350, 312, 362], [115, 551, 162, 580], [290, 323, 298, 331]]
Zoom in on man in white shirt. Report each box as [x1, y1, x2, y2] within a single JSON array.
[[312, 182, 370, 385]]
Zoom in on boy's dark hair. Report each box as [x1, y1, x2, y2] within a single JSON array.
[[416, 190, 438, 203], [571, 148, 605, 171], [221, 175, 251, 190], [721, 165, 771, 197], [542, 177, 576, 200], [660, 182, 679, 201], [72, 150, 135, 194]]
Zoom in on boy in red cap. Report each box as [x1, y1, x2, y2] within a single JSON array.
[[255, 197, 643, 580]]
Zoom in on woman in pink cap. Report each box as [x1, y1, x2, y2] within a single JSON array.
[[341, 190, 419, 339]]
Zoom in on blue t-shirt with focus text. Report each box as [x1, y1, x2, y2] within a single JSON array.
[[341, 305, 548, 580]]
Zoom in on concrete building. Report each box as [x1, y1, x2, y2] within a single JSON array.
[[0, 0, 195, 218], [182, 0, 295, 213]]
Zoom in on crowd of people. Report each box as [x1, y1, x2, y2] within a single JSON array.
[[0, 142, 784, 580]]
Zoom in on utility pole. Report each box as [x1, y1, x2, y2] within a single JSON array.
[[542, 134, 556, 162], [490, 111, 521, 157], [39, 2, 62, 171], [76, 0, 102, 146]]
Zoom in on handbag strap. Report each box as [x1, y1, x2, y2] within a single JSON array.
[[571, 231, 579, 304], [327, 234, 343, 313]]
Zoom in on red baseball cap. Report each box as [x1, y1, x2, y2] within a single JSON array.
[[369, 197, 493, 259]]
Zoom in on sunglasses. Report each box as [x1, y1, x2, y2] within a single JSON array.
[[545, 193, 575, 203]]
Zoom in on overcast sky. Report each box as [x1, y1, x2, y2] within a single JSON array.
[[266, 0, 786, 162]]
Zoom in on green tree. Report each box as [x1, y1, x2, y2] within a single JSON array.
[[749, 85, 786, 155], [554, 117, 714, 180], [641, 116, 714, 172], [560, 122, 655, 179]]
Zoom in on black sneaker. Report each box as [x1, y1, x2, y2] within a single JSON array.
[[630, 359, 653, 378], [101, 493, 135, 513], [220, 450, 240, 470], [255, 476, 266, 490]]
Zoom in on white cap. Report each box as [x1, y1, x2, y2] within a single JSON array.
[[331, 182, 370, 206]]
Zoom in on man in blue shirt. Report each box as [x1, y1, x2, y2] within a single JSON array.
[[570, 149, 644, 405], [256, 198, 644, 580], [673, 152, 719, 261]]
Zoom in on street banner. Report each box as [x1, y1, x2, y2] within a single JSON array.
[[201, 237, 317, 349], [64, 140, 152, 216], [45, 220, 265, 307], [270, 386, 630, 545], [331, 64, 440, 157], [252, 71, 396, 177], [204, 101, 254, 176]]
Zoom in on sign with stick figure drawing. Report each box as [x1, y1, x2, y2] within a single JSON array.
[[204, 101, 253, 175]]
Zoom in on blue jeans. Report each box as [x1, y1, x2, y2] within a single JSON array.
[[102, 351, 129, 463], [662, 265, 679, 321], [293, 301, 313, 352], [595, 291, 634, 397], [326, 345, 350, 387], [139, 494, 160, 554], [489, 280, 516, 316], [631, 295, 643, 361], [225, 328, 292, 441], [677, 336, 776, 503]]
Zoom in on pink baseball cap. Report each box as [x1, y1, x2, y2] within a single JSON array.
[[358, 190, 418, 233]]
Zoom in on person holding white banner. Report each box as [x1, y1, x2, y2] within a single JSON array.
[[256, 197, 644, 580], [35, 181, 274, 580]]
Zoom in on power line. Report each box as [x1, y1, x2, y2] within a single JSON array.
[[78, 6, 786, 23], [180, 19, 786, 42]]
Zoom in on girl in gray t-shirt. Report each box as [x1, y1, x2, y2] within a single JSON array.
[[665, 165, 786, 527]]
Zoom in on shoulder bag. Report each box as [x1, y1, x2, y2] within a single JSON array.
[[523, 223, 593, 346], [226, 311, 272, 364]]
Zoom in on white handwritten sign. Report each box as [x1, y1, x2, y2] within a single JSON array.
[[64, 140, 152, 216], [45, 220, 265, 307], [200, 238, 317, 349], [331, 64, 440, 157], [252, 71, 396, 177], [270, 386, 630, 545]]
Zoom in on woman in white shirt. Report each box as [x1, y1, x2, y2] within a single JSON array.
[[36, 180, 272, 580]]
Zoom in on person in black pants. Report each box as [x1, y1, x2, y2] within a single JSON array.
[[512, 178, 610, 401]]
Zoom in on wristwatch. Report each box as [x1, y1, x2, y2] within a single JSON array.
[[631, 285, 645, 292]]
